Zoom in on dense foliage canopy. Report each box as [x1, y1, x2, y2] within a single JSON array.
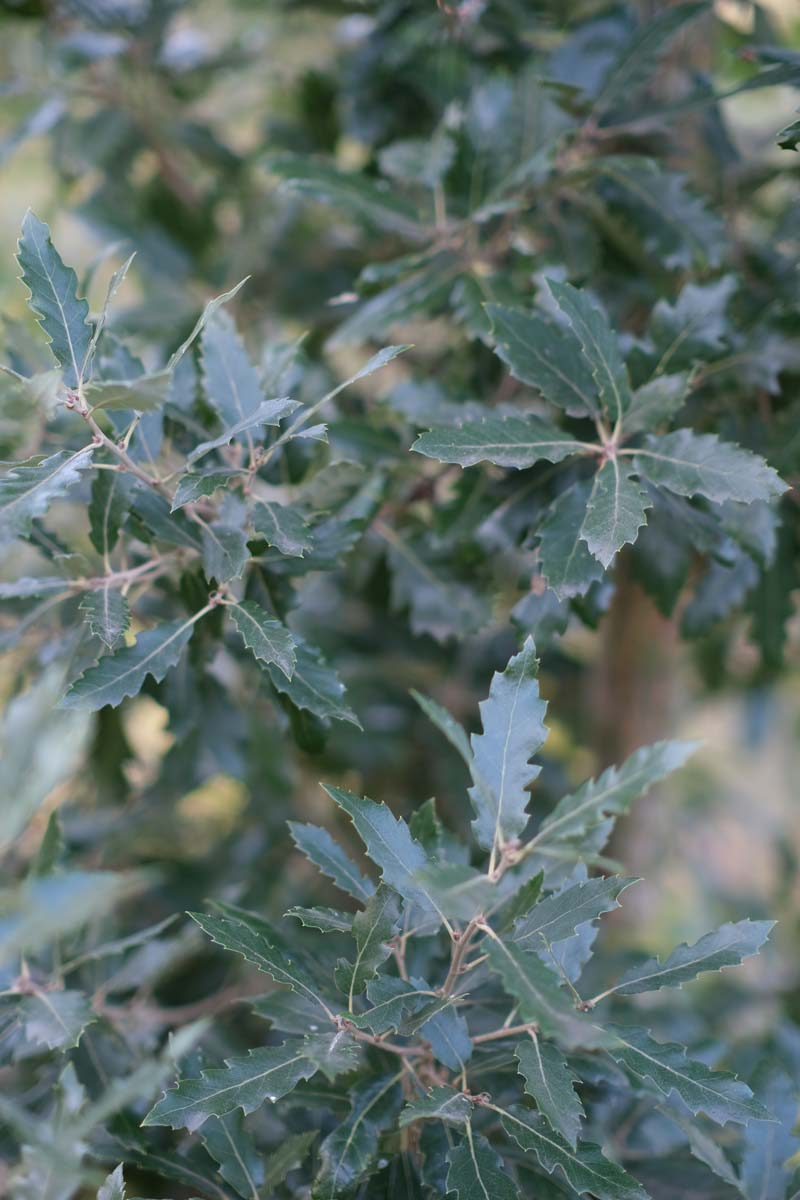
[[1, 1, 799, 1197]]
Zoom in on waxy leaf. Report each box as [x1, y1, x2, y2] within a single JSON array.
[[399, 1086, 472, 1129], [414, 863, 495, 921], [88, 470, 127, 556], [469, 637, 548, 852], [84, 371, 170, 413], [143, 1042, 316, 1131], [446, 1128, 519, 1200], [200, 523, 249, 582], [581, 460, 651, 567], [262, 1131, 318, 1192], [513, 876, 638, 950], [190, 909, 335, 1019], [633, 430, 787, 505], [418, 1001, 472, 1072], [253, 499, 313, 557], [347, 976, 437, 1035], [171, 470, 238, 511], [79, 588, 131, 648], [606, 1025, 770, 1125], [536, 739, 697, 846], [484, 935, 607, 1049], [200, 1111, 263, 1199], [267, 641, 361, 727], [18, 210, 91, 387], [302, 1030, 362, 1082], [288, 821, 375, 903], [611, 919, 775, 996], [229, 600, 296, 678], [324, 786, 444, 925], [537, 482, 604, 599], [313, 1075, 402, 1199], [486, 303, 599, 418], [97, 1165, 125, 1200], [515, 1037, 585, 1148], [187, 397, 298, 465], [548, 280, 632, 426], [201, 308, 264, 429], [0, 448, 94, 545], [287, 906, 353, 933], [500, 1105, 649, 1200], [413, 415, 580, 470], [60, 616, 198, 710], [334, 885, 401, 1004], [19, 989, 95, 1051], [624, 373, 689, 434]]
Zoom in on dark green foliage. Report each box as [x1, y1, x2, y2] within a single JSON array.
[[0, 1, 798, 1197]]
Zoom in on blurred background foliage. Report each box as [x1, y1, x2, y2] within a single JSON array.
[[1, 0, 800, 1195]]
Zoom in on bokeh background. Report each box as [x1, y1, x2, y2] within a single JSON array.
[[1, 0, 800, 1146]]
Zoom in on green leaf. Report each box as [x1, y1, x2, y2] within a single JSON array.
[[187, 397, 299, 465], [411, 690, 472, 766], [610, 919, 774, 997], [500, 1105, 649, 1200], [418, 1000, 472, 1072], [624, 373, 689, 434], [633, 431, 787, 505], [228, 600, 296, 679], [201, 308, 264, 429], [88, 471, 128, 556], [486, 303, 600, 419], [97, 1164, 125, 1200], [166, 278, 249, 370], [593, 3, 707, 116], [262, 1131, 318, 1192], [0, 870, 135, 966], [17, 210, 91, 388], [513, 876, 639, 950], [313, 1075, 402, 1199], [399, 1086, 472, 1129], [347, 976, 438, 1035], [334, 885, 401, 1004], [469, 637, 548, 853], [537, 483, 604, 600], [84, 371, 171, 413], [200, 522, 249, 582], [303, 1030, 362, 1082], [267, 640, 361, 727], [287, 906, 353, 933], [60, 615, 198, 710], [266, 153, 423, 239], [252, 499, 313, 557], [288, 821, 375, 903], [515, 1037, 585, 1148], [547, 280, 632, 427], [19, 989, 95, 1051], [606, 1025, 769, 1126], [497, 870, 544, 931], [200, 1111, 263, 1199], [413, 863, 495, 921], [660, 1106, 742, 1191], [0, 448, 95, 545], [189, 909, 335, 1019], [79, 588, 131, 648], [143, 1042, 317, 1131], [484, 935, 608, 1049], [324, 785, 445, 926], [581, 460, 651, 567], [412, 415, 580, 470], [446, 1127, 519, 1200], [536, 739, 697, 847], [170, 470, 238, 511], [648, 276, 736, 372], [777, 114, 800, 151]]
